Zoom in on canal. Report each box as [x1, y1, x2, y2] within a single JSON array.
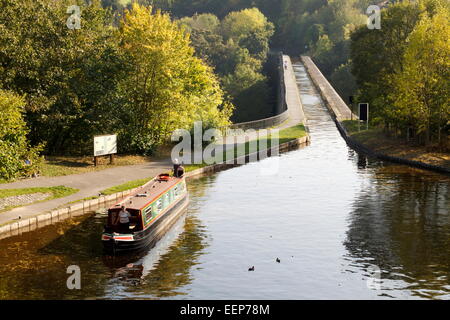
[[0, 63, 449, 300]]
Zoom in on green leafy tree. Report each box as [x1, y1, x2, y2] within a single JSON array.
[[0, 0, 123, 154], [389, 9, 450, 146], [350, 1, 423, 121], [221, 8, 274, 60], [178, 10, 274, 122], [0, 90, 42, 181], [350, 0, 449, 145], [117, 3, 232, 154]]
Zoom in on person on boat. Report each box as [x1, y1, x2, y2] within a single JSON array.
[[173, 158, 185, 178], [117, 206, 131, 233]]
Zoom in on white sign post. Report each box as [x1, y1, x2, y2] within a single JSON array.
[[94, 134, 117, 166]]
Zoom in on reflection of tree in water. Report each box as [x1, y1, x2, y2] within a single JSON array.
[[37, 214, 112, 299], [0, 213, 111, 299], [187, 174, 218, 199], [344, 168, 450, 297], [134, 214, 209, 298], [39, 214, 105, 258]]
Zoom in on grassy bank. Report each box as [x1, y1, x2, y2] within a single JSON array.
[[0, 186, 79, 213], [101, 177, 153, 195], [18, 124, 307, 180], [342, 120, 450, 170], [185, 124, 307, 172], [38, 155, 153, 177]]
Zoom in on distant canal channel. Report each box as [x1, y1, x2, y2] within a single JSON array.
[[0, 63, 449, 300]]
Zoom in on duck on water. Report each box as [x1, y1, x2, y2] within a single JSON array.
[[102, 163, 188, 254]]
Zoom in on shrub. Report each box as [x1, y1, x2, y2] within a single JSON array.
[[0, 90, 43, 181]]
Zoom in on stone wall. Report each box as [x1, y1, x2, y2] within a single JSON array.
[[301, 56, 356, 121]]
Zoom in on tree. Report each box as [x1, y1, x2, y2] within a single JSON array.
[[221, 8, 274, 60], [177, 9, 274, 123], [222, 64, 272, 122], [0, 0, 123, 154], [0, 90, 42, 181], [389, 9, 450, 146], [350, 0, 450, 145], [350, 1, 423, 122], [178, 13, 220, 33], [117, 3, 232, 154]]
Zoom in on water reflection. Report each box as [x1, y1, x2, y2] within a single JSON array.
[[345, 168, 450, 299]]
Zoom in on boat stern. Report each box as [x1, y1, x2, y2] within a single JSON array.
[[102, 232, 136, 253]]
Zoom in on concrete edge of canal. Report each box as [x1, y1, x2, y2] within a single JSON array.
[[0, 55, 311, 241], [300, 55, 450, 176]]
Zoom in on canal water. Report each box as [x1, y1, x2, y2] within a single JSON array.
[[0, 63, 449, 300]]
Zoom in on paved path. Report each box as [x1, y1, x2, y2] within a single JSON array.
[[284, 55, 307, 126], [0, 55, 306, 226]]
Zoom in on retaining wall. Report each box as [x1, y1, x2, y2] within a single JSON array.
[[0, 189, 135, 240], [227, 52, 289, 132], [301, 56, 356, 121]]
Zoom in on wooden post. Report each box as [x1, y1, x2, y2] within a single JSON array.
[[349, 96, 354, 121], [110, 154, 114, 165], [94, 156, 98, 167]]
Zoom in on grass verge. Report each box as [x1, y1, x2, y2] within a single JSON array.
[[100, 177, 153, 195], [38, 155, 153, 177], [0, 186, 79, 213], [185, 124, 307, 172], [342, 120, 450, 170]]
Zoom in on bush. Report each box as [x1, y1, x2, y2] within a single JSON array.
[[0, 90, 43, 181]]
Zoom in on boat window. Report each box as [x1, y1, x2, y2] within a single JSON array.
[[164, 193, 170, 206], [144, 206, 152, 224], [152, 203, 158, 218], [156, 199, 163, 211]]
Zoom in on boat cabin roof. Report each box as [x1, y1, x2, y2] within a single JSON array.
[[109, 174, 182, 212]]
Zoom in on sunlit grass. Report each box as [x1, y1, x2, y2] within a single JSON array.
[[100, 177, 153, 195], [38, 155, 151, 177], [185, 124, 307, 171], [37, 124, 308, 206], [0, 186, 79, 213], [341, 120, 450, 170]]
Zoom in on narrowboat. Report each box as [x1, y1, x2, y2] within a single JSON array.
[[102, 172, 189, 254]]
